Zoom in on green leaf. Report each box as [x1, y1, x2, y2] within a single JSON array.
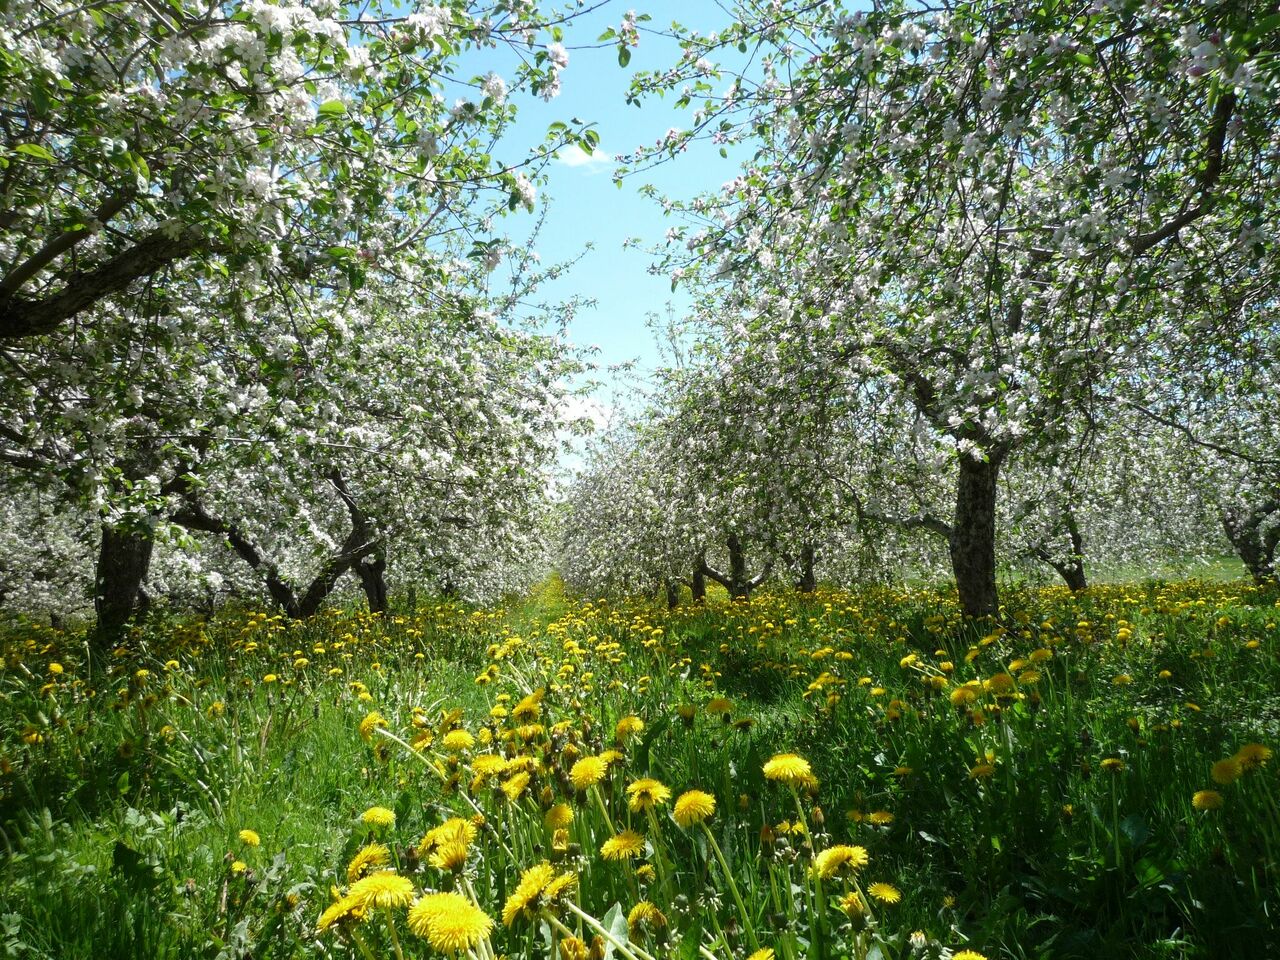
[[14, 143, 56, 162], [317, 99, 346, 117], [600, 903, 629, 960], [618, 46, 631, 68]]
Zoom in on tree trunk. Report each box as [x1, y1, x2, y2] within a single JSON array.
[[950, 453, 1002, 619], [93, 524, 154, 645], [726, 532, 748, 598], [1034, 512, 1088, 592], [357, 552, 388, 614], [796, 543, 816, 593], [664, 580, 680, 609], [690, 563, 706, 602], [1222, 500, 1279, 584]]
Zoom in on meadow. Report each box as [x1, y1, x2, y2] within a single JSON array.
[[1, 578, 1277, 960]]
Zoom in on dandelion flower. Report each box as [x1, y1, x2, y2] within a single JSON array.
[[763, 753, 816, 788], [838, 891, 865, 916], [1100, 758, 1125, 774], [361, 806, 396, 828], [626, 778, 672, 811], [601, 829, 646, 861], [627, 901, 667, 936], [238, 829, 261, 847], [746, 950, 776, 960], [1211, 757, 1242, 784], [968, 763, 996, 779], [359, 712, 388, 743], [347, 843, 391, 883], [346, 872, 415, 910], [1234, 743, 1272, 770], [953, 952, 988, 960], [408, 891, 493, 954], [545, 803, 574, 830], [569, 755, 608, 790], [503, 862, 556, 926], [501, 771, 531, 801], [673, 790, 716, 827], [430, 840, 471, 872], [811, 844, 870, 879], [317, 895, 366, 932], [868, 882, 901, 904], [1192, 789, 1223, 811], [615, 715, 644, 741], [443, 729, 475, 752], [868, 810, 894, 826]]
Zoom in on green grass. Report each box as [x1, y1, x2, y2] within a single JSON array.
[[1, 580, 1277, 960]]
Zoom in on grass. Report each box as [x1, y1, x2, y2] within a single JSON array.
[[1, 578, 1277, 960]]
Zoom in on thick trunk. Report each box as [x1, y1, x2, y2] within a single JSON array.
[[690, 563, 706, 602], [950, 453, 1002, 619], [664, 580, 679, 610], [726, 532, 748, 598], [1222, 500, 1279, 584], [796, 543, 817, 593], [357, 552, 389, 614], [93, 524, 154, 645], [1056, 559, 1088, 593]]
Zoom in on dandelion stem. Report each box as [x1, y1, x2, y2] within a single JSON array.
[[699, 821, 760, 950], [384, 906, 405, 960]]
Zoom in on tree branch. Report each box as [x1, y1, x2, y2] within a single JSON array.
[[0, 226, 205, 339]]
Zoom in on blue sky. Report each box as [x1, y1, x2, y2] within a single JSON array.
[[478, 2, 744, 415]]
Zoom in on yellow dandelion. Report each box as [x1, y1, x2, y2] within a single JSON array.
[[361, 806, 396, 828], [672, 790, 716, 827], [359, 711, 388, 743], [317, 895, 367, 933], [1211, 757, 1242, 784], [838, 891, 865, 917], [615, 715, 644, 741], [543, 871, 577, 904], [544, 803, 574, 830], [868, 810, 894, 826], [867, 882, 901, 904], [811, 844, 870, 879], [953, 952, 988, 960], [501, 771, 531, 802], [407, 891, 493, 954], [762, 753, 816, 788], [238, 829, 261, 847], [627, 901, 667, 936], [1192, 789, 1223, 811], [968, 763, 995, 779], [346, 872, 415, 910], [470, 754, 509, 782], [429, 840, 471, 872], [626, 778, 673, 812], [347, 843, 391, 883], [1234, 743, 1272, 770], [569, 755, 608, 791], [746, 950, 776, 960], [601, 829, 646, 861], [502, 862, 556, 926], [1100, 758, 1125, 774], [442, 729, 475, 752]]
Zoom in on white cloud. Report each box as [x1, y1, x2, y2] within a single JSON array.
[[556, 147, 613, 169]]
